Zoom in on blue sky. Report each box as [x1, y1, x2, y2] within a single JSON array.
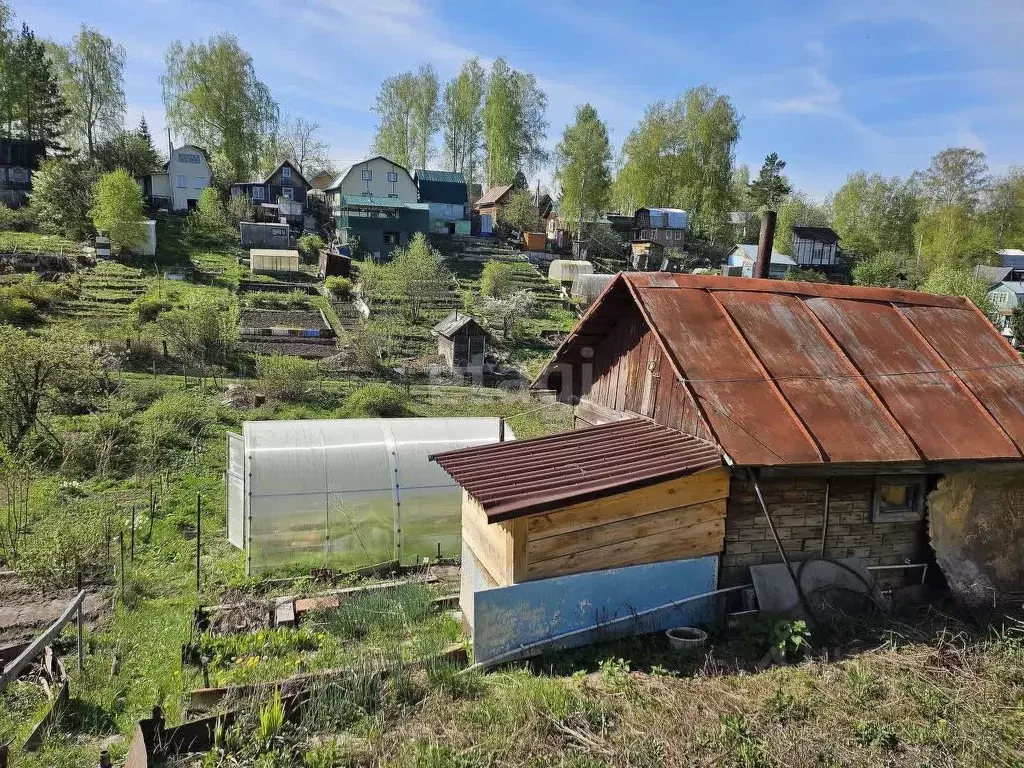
[[12, 0, 1024, 198]]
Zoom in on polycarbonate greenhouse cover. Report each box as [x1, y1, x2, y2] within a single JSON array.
[[229, 417, 513, 574]]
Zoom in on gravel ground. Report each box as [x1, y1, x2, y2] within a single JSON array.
[[240, 309, 328, 330]]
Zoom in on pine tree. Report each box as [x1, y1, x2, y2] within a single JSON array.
[[14, 24, 69, 153]]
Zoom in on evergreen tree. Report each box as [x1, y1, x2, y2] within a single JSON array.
[[14, 24, 69, 153], [748, 152, 791, 210]]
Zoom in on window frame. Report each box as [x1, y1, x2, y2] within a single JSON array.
[[282, 166, 292, 181], [387, 171, 398, 183], [361, 169, 373, 181], [194, 177, 204, 189], [282, 187, 294, 200], [175, 175, 187, 189], [872, 475, 927, 523], [251, 186, 265, 202]]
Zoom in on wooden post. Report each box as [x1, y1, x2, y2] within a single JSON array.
[[76, 572, 84, 673], [498, 417, 506, 442], [118, 532, 125, 595], [195, 494, 202, 595], [130, 507, 136, 561], [148, 483, 155, 541]]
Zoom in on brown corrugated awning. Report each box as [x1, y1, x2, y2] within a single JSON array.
[[430, 419, 722, 523]]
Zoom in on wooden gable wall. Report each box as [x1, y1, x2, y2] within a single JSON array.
[[576, 303, 716, 444]]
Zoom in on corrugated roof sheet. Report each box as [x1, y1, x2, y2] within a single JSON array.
[[339, 195, 428, 209], [792, 226, 840, 243], [734, 244, 797, 266], [540, 273, 1024, 467], [644, 207, 688, 229], [431, 419, 722, 522], [570, 274, 615, 306], [475, 184, 514, 207], [431, 311, 483, 338], [975, 265, 1013, 285], [414, 169, 466, 184]]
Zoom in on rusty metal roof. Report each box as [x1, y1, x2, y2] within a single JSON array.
[[540, 273, 1024, 467], [430, 419, 722, 522]]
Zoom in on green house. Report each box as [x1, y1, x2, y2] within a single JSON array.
[[332, 195, 429, 261]]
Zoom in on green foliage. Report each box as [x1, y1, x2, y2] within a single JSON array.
[[554, 103, 612, 228], [783, 267, 828, 283], [921, 265, 992, 312], [324, 276, 352, 298], [915, 204, 997, 272], [852, 251, 921, 289], [387, 233, 450, 323], [1009, 307, 1024, 347], [613, 85, 739, 241], [770, 619, 811, 663], [372, 64, 440, 170], [91, 169, 147, 254], [297, 233, 324, 257], [343, 383, 410, 418], [773, 192, 830, 254], [226, 193, 254, 226], [499, 190, 541, 233], [0, 325, 99, 453], [718, 714, 769, 768], [95, 124, 161, 177], [482, 57, 548, 184], [257, 688, 286, 752], [15, 498, 113, 587], [161, 33, 279, 183], [477, 289, 536, 338], [31, 158, 98, 240], [137, 391, 216, 467], [243, 290, 312, 310], [0, 202, 37, 231], [352, 318, 399, 370], [132, 294, 172, 323], [50, 24, 126, 157], [0, 19, 68, 152], [748, 152, 791, 210], [479, 260, 517, 298], [915, 147, 990, 210], [156, 289, 238, 365], [441, 58, 485, 186], [830, 172, 919, 257], [257, 354, 317, 401]]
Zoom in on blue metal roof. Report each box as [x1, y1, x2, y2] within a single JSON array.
[[414, 169, 466, 184], [645, 208, 688, 229], [735, 243, 796, 266]]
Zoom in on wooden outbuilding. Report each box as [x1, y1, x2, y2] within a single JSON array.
[[431, 312, 487, 372], [433, 272, 1024, 663]]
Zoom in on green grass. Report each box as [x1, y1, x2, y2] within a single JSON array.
[[0, 231, 79, 253]]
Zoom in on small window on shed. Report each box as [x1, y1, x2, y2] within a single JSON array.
[[282, 166, 292, 180], [361, 169, 373, 181], [387, 171, 398, 182], [872, 476, 926, 523]]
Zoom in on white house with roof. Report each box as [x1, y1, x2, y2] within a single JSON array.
[[137, 144, 212, 212], [725, 244, 796, 279], [976, 264, 1024, 330]]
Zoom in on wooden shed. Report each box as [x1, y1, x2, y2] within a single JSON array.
[[431, 312, 486, 372]]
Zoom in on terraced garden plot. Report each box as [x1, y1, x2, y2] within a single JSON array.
[[62, 260, 151, 326]]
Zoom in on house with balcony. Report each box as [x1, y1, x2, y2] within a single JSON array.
[[231, 160, 311, 224], [138, 144, 212, 212], [324, 156, 429, 260]]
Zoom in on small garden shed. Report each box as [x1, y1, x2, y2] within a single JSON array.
[[431, 312, 487, 372], [250, 248, 300, 274]]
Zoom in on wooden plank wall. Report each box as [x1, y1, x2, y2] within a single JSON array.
[[580, 308, 715, 444], [461, 490, 525, 586], [521, 467, 730, 581]]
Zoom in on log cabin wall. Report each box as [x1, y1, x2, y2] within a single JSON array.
[[574, 304, 715, 444]]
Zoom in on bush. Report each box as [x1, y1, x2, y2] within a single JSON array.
[[133, 295, 173, 323], [298, 233, 325, 258], [32, 158, 99, 240], [257, 355, 318, 401], [343, 383, 410, 418], [325, 276, 352, 298], [243, 290, 312, 310], [0, 203, 37, 232], [480, 260, 517, 298], [90, 169, 147, 254], [226, 194, 253, 226], [0, 294, 37, 324]]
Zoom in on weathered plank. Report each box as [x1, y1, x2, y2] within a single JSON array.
[[526, 467, 730, 541], [0, 591, 84, 689], [526, 499, 726, 563], [462, 490, 512, 586], [526, 517, 724, 581]]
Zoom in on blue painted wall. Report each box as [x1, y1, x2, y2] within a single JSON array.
[[470, 555, 719, 664]]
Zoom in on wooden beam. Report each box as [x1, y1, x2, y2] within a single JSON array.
[[0, 591, 84, 689]]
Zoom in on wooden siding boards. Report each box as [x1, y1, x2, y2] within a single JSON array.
[[461, 467, 730, 583]]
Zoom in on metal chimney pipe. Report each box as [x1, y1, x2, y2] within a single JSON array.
[[753, 210, 777, 280]]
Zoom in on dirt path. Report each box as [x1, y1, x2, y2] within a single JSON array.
[[0, 572, 106, 644]]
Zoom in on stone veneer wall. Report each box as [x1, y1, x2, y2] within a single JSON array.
[[720, 474, 928, 590]]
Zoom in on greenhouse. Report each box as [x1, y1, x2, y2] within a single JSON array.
[[227, 417, 514, 574], [548, 259, 594, 284], [570, 274, 614, 307]]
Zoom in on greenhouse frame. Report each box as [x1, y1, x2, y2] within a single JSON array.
[[227, 418, 514, 574]]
